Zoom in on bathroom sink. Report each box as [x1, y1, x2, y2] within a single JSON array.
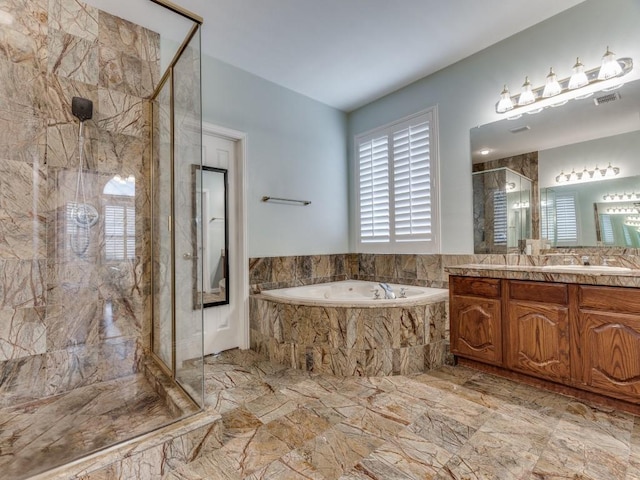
[[541, 265, 632, 273]]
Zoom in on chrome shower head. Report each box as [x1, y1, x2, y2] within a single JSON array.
[[72, 96, 93, 122]]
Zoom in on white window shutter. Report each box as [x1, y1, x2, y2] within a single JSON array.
[[359, 136, 390, 242], [493, 190, 508, 246], [555, 193, 578, 244], [393, 121, 431, 241]]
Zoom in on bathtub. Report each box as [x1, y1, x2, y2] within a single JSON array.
[[259, 280, 448, 307], [251, 280, 450, 376]]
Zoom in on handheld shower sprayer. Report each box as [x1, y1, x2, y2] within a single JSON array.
[[70, 96, 98, 256]]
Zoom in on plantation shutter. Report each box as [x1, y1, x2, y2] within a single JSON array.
[[393, 121, 431, 241], [359, 136, 390, 242], [105, 204, 136, 260], [601, 214, 614, 244], [493, 190, 508, 246], [555, 193, 578, 244]]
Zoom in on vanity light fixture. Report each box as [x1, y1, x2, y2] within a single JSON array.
[[603, 192, 640, 202], [512, 201, 530, 209], [555, 163, 620, 184], [606, 206, 639, 214], [495, 47, 633, 115], [624, 218, 640, 227]]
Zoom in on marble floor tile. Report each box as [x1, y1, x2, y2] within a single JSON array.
[[179, 349, 640, 480]]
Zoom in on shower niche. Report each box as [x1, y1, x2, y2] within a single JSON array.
[[473, 167, 532, 253]]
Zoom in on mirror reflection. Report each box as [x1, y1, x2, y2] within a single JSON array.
[[471, 77, 640, 251], [194, 165, 229, 307]]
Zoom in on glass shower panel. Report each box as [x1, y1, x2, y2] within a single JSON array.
[[173, 28, 204, 403], [152, 79, 173, 369]]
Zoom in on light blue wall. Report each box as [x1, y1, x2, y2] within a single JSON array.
[[347, 0, 640, 254], [201, 56, 348, 257]]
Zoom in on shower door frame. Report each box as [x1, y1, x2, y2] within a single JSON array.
[[149, 3, 204, 401]]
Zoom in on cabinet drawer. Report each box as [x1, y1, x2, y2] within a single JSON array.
[[578, 286, 640, 314], [450, 276, 501, 298], [509, 281, 567, 305]]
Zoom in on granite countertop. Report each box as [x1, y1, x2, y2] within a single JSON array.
[[445, 263, 640, 288]]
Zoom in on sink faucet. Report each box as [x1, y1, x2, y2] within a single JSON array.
[[581, 255, 590, 266], [378, 282, 396, 299]]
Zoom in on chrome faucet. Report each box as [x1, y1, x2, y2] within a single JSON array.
[[378, 283, 396, 299], [581, 255, 590, 266]]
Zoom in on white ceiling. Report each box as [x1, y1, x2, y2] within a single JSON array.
[[87, 0, 586, 112]]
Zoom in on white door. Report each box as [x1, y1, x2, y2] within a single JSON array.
[[202, 132, 241, 354]]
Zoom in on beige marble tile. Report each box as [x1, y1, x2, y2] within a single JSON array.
[[0, 306, 46, 361], [48, 0, 98, 42]]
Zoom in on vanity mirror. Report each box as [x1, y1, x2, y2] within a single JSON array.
[[471, 76, 640, 251], [192, 165, 229, 307]]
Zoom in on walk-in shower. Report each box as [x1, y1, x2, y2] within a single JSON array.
[[0, 1, 203, 478]]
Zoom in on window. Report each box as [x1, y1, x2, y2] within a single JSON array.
[[493, 190, 508, 246], [104, 204, 135, 260], [555, 192, 578, 245], [355, 108, 439, 253], [103, 175, 136, 261]]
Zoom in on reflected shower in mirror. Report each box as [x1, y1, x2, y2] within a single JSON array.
[[193, 165, 229, 307], [471, 77, 640, 251]]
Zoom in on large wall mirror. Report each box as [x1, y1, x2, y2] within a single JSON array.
[[193, 165, 229, 307], [470, 76, 640, 252]]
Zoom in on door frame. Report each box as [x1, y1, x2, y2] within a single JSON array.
[[202, 122, 249, 349]]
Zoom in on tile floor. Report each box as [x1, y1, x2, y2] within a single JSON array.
[[169, 349, 640, 480]]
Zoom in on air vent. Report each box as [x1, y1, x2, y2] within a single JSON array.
[[509, 125, 531, 134], [594, 91, 621, 106]]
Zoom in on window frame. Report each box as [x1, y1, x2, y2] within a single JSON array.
[[354, 106, 440, 254]]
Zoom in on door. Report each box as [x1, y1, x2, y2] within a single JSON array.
[[202, 131, 240, 354]]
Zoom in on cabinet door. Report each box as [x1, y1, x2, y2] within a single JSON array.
[[450, 295, 502, 365], [575, 310, 640, 403], [506, 301, 570, 382]]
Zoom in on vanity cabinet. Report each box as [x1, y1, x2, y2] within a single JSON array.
[[505, 281, 570, 383], [573, 285, 640, 403], [450, 276, 640, 408], [450, 276, 502, 365]]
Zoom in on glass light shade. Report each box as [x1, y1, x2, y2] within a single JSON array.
[[568, 57, 589, 89], [598, 47, 623, 80], [518, 76, 536, 106], [569, 169, 579, 182], [542, 68, 562, 97], [496, 85, 514, 113]]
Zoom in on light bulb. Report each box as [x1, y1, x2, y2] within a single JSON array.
[[542, 67, 562, 97], [518, 76, 536, 106], [598, 46, 623, 80], [496, 85, 514, 113], [568, 57, 589, 89]]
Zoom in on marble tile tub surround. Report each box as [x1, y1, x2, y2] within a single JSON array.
[[249, 251, 640, 293], [0, 0, 160, 405]]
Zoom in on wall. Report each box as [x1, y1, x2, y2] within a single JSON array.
[[201, 56, 349, 257], [348, 0, 640, 254], [0, 0, 157, 406]]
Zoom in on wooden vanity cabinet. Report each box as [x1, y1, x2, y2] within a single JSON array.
[[505, 281, 570, 383], [450, 276, 502, 366], [573, 285, 640, 403], [450, 276, 640, 409]]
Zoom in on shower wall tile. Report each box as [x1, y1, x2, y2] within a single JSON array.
[[0, 0, 48, 72], [0, 259, 46, 309], [0, 109, 46, 163], [97, 87, 146, 137], [48, 0, 99, 42], [0, 1, 161, 406], [47, 28, 99, 85], [98, 11, 141, 59], [0, 307, 47, 361], [0, 59, 48, 114]]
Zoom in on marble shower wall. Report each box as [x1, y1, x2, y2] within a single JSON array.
[[0, 0, 159, 406]]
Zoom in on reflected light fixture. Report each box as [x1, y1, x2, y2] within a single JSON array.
[[555, 163, 620, 184], [602, 192, 640, 202], [495, 47, 633, 115]]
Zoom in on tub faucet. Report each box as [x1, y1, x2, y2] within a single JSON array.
[[378, 283, 396, 299]]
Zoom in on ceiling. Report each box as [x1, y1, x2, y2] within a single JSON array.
[[87, 0, 586, 112]]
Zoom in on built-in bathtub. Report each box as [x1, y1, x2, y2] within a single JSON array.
[[250, 280, 450, 376]]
